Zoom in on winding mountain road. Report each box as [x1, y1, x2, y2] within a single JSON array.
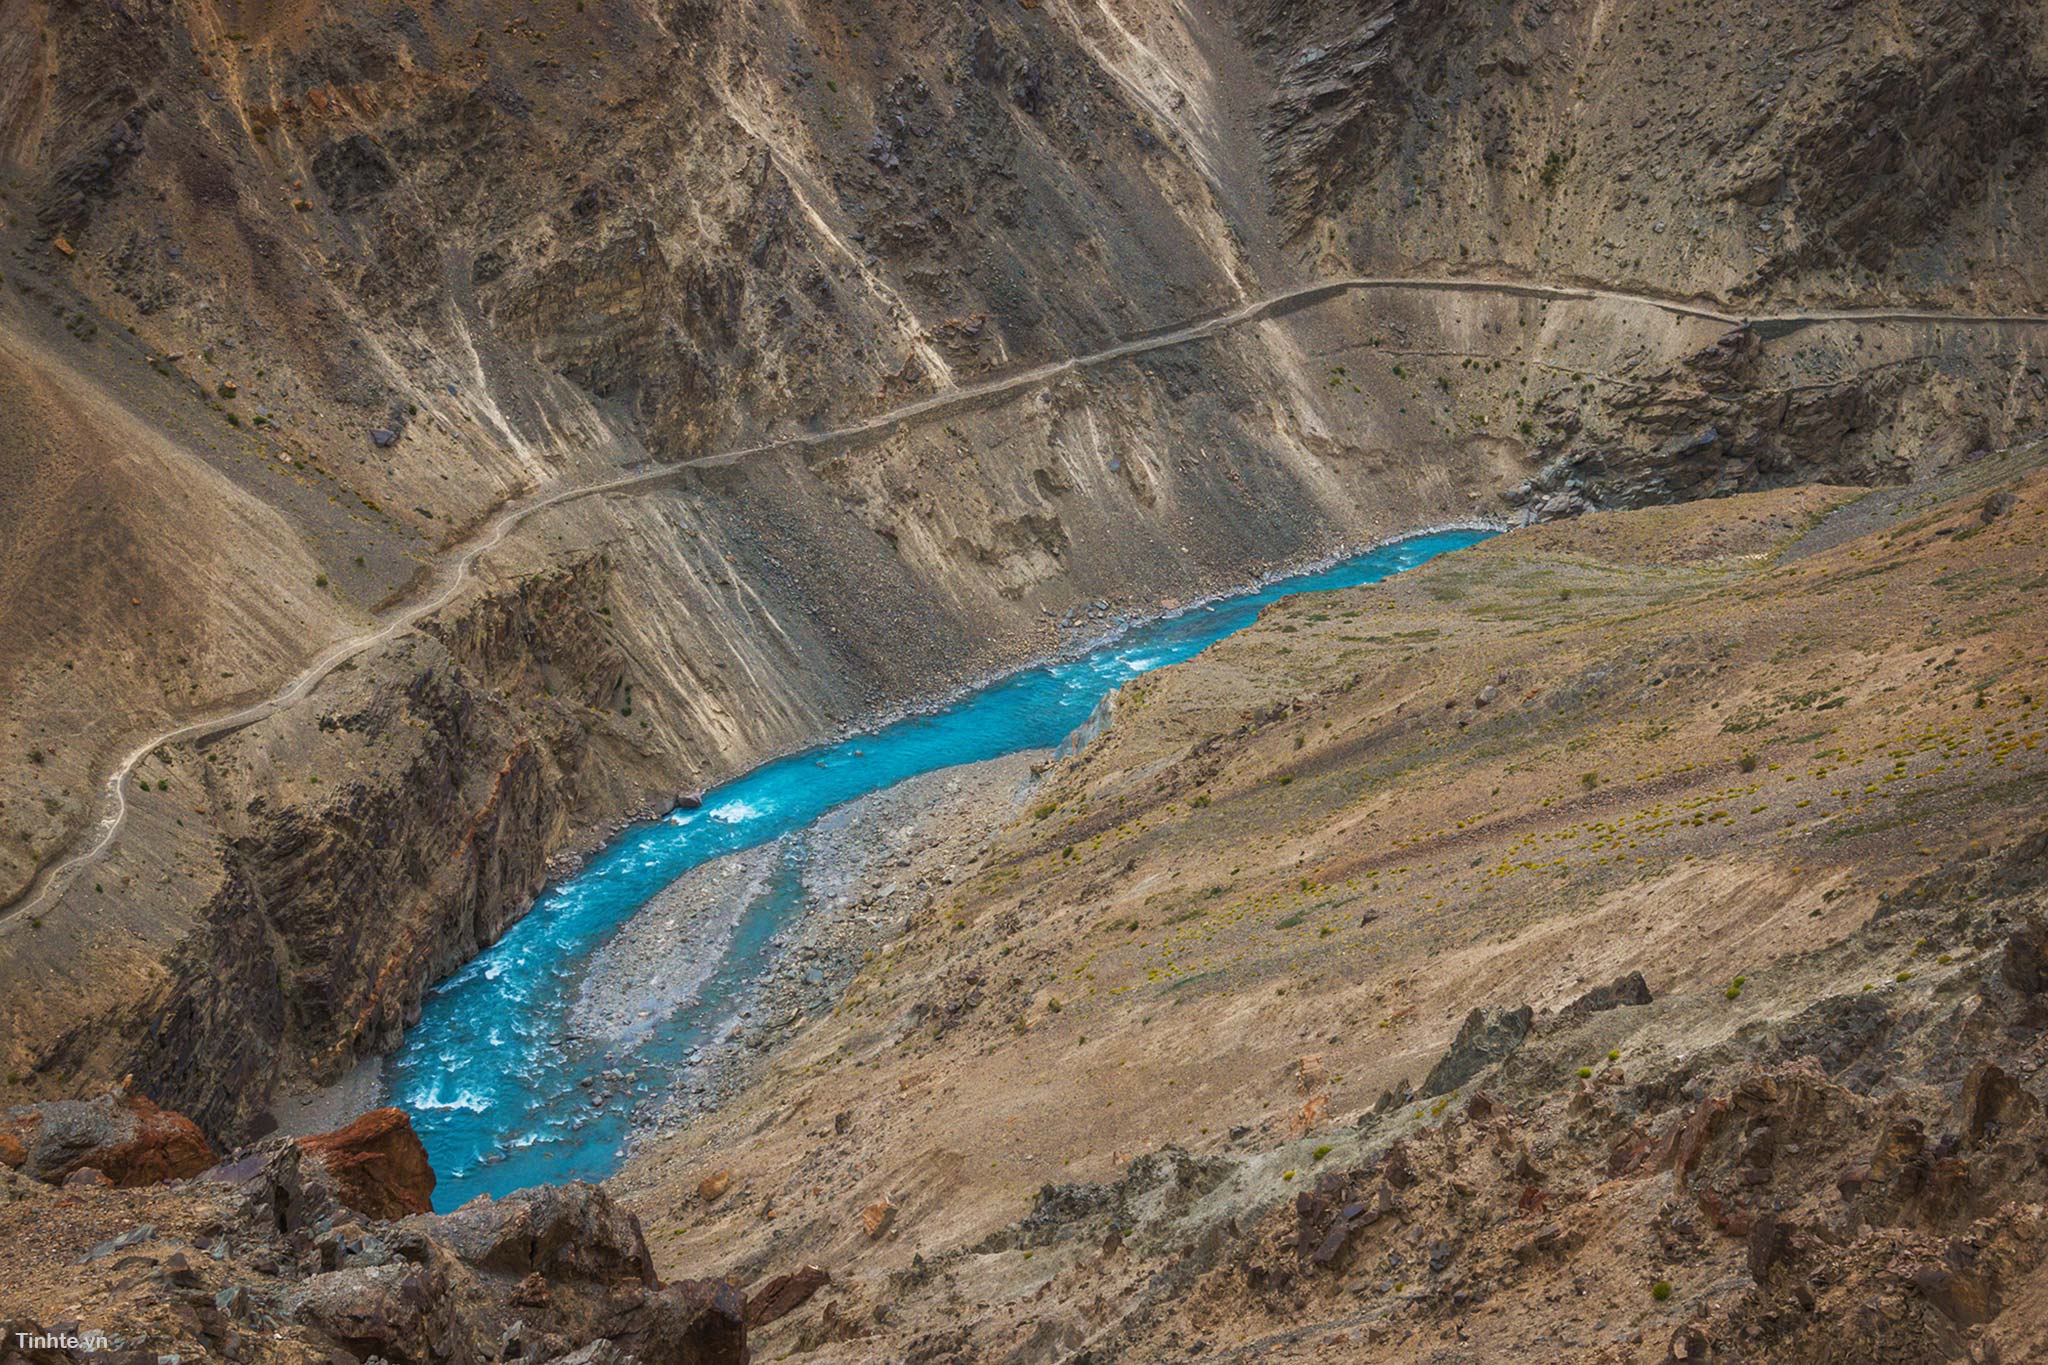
[[6, 274, 2046, 928]]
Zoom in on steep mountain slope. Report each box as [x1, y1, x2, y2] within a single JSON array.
[[2, 0, 2046, 1136], [619, 446, 2048, 1361]]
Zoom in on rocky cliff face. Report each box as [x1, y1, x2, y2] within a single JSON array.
[[2, 0, 2046, 1135], [1245, 0, 2048, 304]]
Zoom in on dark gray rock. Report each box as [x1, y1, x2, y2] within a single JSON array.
[[1560, 971, 1653, 1018], [2002, 916, 2048, 995], [1419, 1005, 1534, 1098], [311, 133, 398, 212]]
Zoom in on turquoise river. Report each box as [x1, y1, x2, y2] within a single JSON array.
[[387, 528, 1494, 1208]]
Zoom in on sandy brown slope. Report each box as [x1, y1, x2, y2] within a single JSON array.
[[616, 448, 2048, 1361]]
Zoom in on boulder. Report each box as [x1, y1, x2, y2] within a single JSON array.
[[288, 1262, 434, 1359], [1419, 1006, 1534, 1098], [205, 1135, 343, 1234], [1912, 1260, 1997, 1327], [1560, 971, 1652, 1017], [2000, 915, 2048, 995], [405, 1181, 658, 1288], [1, 1091, 214, 1188], [300, 1108, 436, 1220], [377, 1184, 743, 1364], [1960, 1060, 2039, 1144], [1747, 1211, 1795, 1283], [635, 1279, 747, 1365], [745, 1264, 829, 1327]]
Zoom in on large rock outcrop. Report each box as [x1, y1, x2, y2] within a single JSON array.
[[0, 1090, 213, 1188], [0, 1105, 746, 1364], [300, 1107, 437, 1220]]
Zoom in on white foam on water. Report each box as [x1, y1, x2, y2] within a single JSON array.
[[412, 1085, 492, 1113], [708, 799, 766, 824]]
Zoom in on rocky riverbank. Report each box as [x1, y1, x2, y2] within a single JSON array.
[[574, 750, 1048, 1138]]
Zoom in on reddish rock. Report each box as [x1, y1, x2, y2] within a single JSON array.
[[698, 1169, 734, 1203], [860, 1199, 896, 1238], [0, 1131, 24, 1169], [744, 1263, 829, 1327], [1693, 1188, 1753, 1237], [0, 1092, 213, 1188], [1661, 1093, 1730, 1180], [1912, 1260, 1997, 1327], [300, 1108, 435, 1220], [1747, 1211, 1795, 1283]]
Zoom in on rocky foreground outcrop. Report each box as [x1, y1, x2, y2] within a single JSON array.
[[0, 1108, 745, 1365], [0, 1090, 213, 1189], [297, 1107, 437, 1221]]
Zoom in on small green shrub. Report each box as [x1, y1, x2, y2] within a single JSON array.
[[1651, 1280, 1672, 1302]]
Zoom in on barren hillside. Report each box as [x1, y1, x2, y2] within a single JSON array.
[[1, 0, 2045, 1250]]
